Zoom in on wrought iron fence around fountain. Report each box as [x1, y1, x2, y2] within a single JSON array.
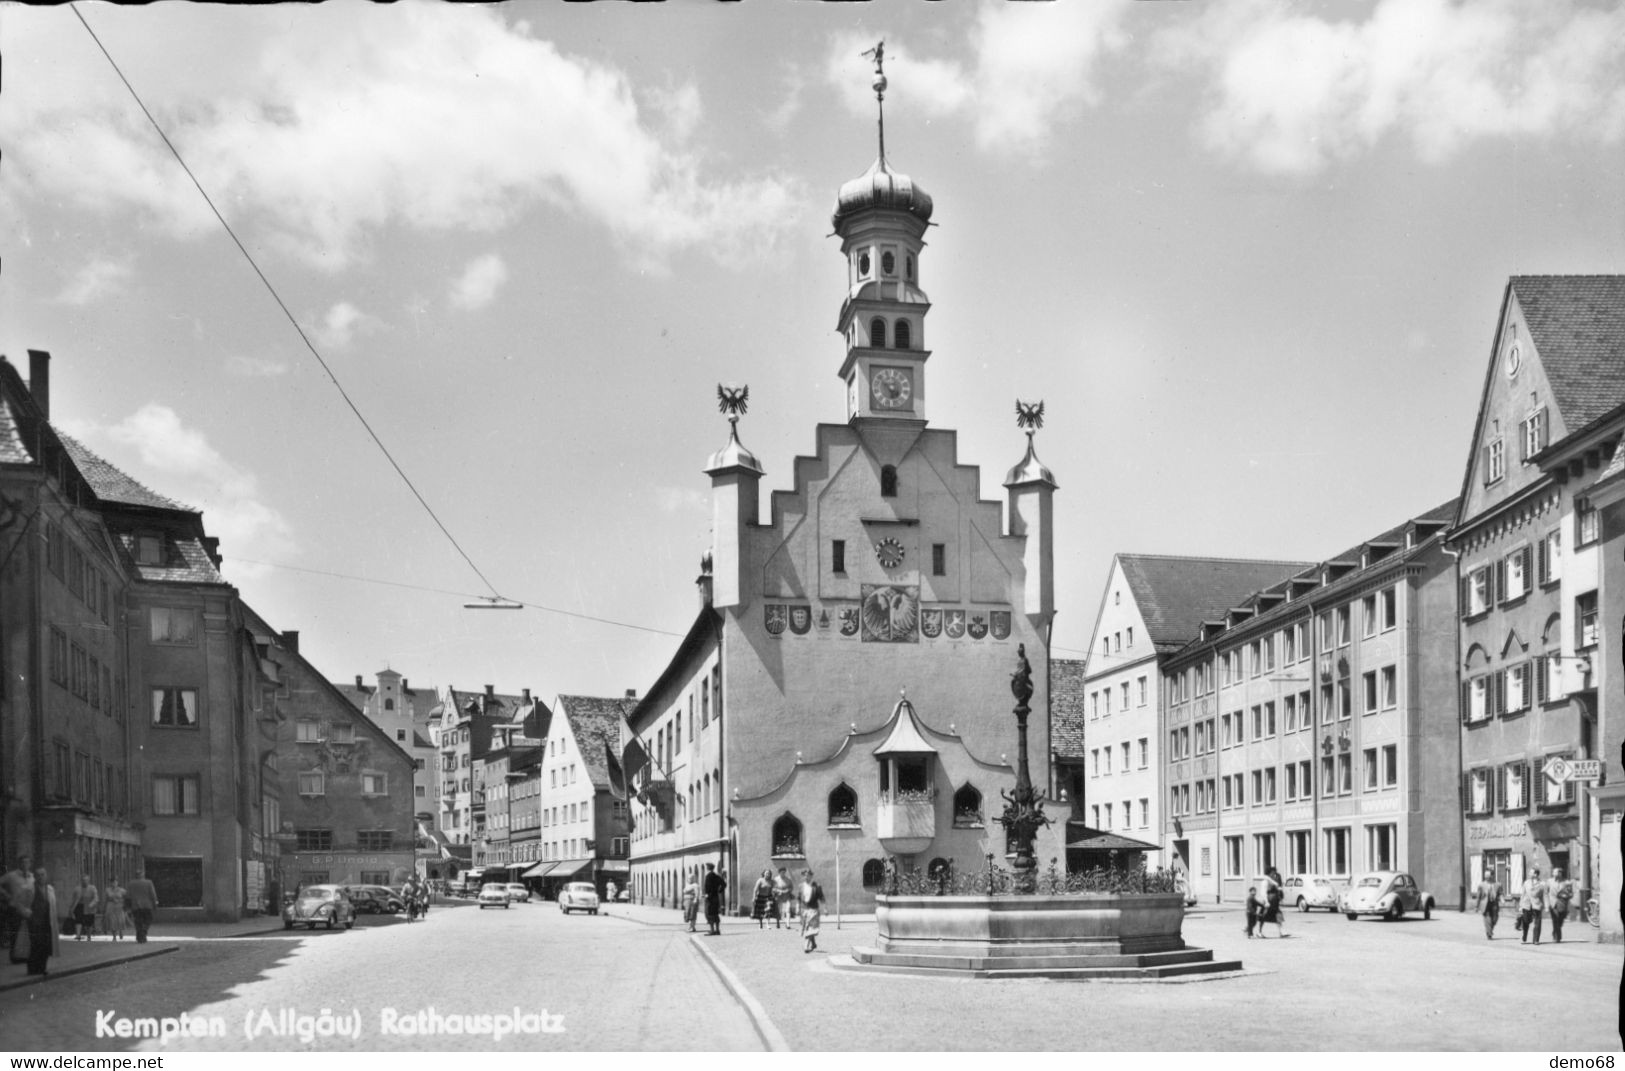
[[881, 855, 1182, 897]]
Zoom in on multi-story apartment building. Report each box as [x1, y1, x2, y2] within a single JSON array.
[[1163, 502, 1463, 906], [1078, 555, 1310, 871], [534, 694, 630, 899], [507, 747, 545, 880], [1449, 275, 1625, 926], [432, 685, 526, 849]]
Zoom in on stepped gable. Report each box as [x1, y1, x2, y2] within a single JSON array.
[[1118, 555, 1316, 654], [1512, 275, 1625, 431]]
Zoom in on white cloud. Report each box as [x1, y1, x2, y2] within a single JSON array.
[[57, 256, 132, 305], [647, 82, 703, 144], [1159, 0, 1625, 174], [65, 404, 293, 571], [823, 3, 1133, 159], [312, 302, 377, 351], [225, 354, 289, 377], [449, 253, 508, 312], [3, 4, 799, 269]]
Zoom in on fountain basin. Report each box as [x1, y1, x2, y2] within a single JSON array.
[[846, 892, 1242, 979]]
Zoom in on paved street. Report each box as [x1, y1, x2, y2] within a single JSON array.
[[0, 900, 762, 1052], [3, 898, 1619, 1052]]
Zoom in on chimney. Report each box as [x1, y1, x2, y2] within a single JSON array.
[[356, 675, 364, 690], [522, 688, 531, 703], [27, 350, 49, 421], [281, 630, 299, 654], [485, 684, 495, 699], [201, 536, 221, 565], [696, 553, 714, 608], [402, 678, 409, 692], [624, 689, 638, 700]]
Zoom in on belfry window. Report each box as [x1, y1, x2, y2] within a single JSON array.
[[894, 320, 911, 350], [880, 465, 898, 497], [772, 813, 804, 857], [881, 251, 896, 276], [870, 317, 887, 349]]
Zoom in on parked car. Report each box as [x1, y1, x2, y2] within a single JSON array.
[[478, 883, 512, 909], [1341, 871, 1434, 921], [347, 885, 405, 915], [284, 884, 356, 930], [559, 881, 600, 915], [504, 883, 531, 903], [1284, 873, 1344, 912]]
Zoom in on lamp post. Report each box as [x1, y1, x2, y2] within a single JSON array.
[[997, 644, 1051, 894]]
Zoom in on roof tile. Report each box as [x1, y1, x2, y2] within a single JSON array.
[[1513, 276, 1625, 432]]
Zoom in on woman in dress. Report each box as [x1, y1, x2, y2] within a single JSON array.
[[798, 869, 825, 953], [1262, 867, 1286, 938], [680, 871, 700, 933], [104, 877, 128, 941], [751, 869, 774, 929], [25, 868, 59, 976], [70, 874, 98, 941]]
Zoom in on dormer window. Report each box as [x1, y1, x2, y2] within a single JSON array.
[[870, 317, 887, 348], [136, 534, 163, 566], [895, 320, 911, 350]]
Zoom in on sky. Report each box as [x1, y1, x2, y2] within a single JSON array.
[[3, 0, 1623, 705]]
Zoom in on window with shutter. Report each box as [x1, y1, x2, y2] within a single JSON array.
[[1493, 670, 1506, 716], [1534, 655, 1548, 703], [1494, 559, 1507, 604]]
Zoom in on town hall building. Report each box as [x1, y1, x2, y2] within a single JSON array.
[[625, 68, 1065, 914]]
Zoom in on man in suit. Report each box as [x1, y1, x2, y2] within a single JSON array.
[[1519, 867, 1547, 944], [126, 866, 158, 943], [701, 862, 725, 936], [1547, 867, 1574, 943], [1473, 869, 1503, 939]]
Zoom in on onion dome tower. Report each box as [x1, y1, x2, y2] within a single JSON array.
[[833, 43, 934, 426]]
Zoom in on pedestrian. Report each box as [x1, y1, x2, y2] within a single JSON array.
[[798, 869, 825, 953], [702, 862, 724, 936], [126, 866, 158, 943], [772, 867, 792, 929], [1518, 867, 1547, 945], [70, 874, 99, 941], [1548, 867, 1574, 944], [1473, 869, 1503, 939], [1262, 867, 1286, 938], [606, 880, 618, 904], [23, 867, 59, 976], [0, 854, 34, 958], [1244, 885, 1262, 938], [751, 868, 774, 929], [104, 877, 128, 942], [681, 870, 700, 932]]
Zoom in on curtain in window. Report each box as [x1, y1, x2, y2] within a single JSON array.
[[153, 777, 177, 815]]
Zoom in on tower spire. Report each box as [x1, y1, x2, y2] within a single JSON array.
[[862, 41, 887, 164]]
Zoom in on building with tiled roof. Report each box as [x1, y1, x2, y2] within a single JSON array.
[[1449, 275, 1625, 935], [1071, 555, 1311, 872], [524, 694, 633, 898], [333, 669, 440, 837], [431, 684, 539, 855], [1159, 501, 1462, 906], [0, 350, 275, 920]]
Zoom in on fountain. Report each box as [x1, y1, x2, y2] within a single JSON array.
[[847, 647, 1243, 979]]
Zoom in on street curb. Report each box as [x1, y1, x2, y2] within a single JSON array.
[[687, 934, 791, 1053], [0, 944, 178, 993]]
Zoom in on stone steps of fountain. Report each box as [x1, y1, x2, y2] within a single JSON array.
[[845, 945, 1245, 980]]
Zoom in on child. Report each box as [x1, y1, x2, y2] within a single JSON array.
[[1245, 885, 1263, 938]]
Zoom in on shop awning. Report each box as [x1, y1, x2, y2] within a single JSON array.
[[549, 859, 594, 879], [1065, 824, 1161, 851], [598, 859, 630, 874], [520, 861, 556, 879]]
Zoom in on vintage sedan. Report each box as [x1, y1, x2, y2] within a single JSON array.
[[283, 884, 357, 930], [1285, 873, 1344, 912], [504, 883, 531, 903], [347, 885, 405, 915], [559, 881, 600, 915], [477, 883, 512, 909], [1341, 871, 1434, 921]]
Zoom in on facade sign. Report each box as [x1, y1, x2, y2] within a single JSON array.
[[1569, 759, 1603, 781], [1466, 819, 1529, 841]]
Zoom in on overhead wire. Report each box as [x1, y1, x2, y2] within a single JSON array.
[[69, 3, 506, 603]]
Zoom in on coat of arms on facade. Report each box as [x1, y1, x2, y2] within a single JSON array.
[[838, 608, 860, 637], [816, 609, 831, 631], [991, 611, 1011, 640], [765, 604, 787, 635], [789, 605, 812, 635], [967, 614, 989, 640], [944, 609, 966, 639], [860, 584, 919, 643], [920, 608, 943, 638]]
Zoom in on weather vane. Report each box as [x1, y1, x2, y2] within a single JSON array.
[[1014, 399, 1045, 434], [861, 40, 888, 160], [717, 383, 750, 425]]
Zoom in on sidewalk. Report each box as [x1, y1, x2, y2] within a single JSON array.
[[0, 915, 289, 992]]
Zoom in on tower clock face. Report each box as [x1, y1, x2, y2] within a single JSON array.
[[870, 367, 913, 410]]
